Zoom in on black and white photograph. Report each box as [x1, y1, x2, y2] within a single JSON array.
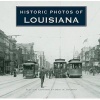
[[0, 1, 100, 98]]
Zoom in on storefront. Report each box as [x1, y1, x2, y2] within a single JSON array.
[[5, 59, 11, 74]]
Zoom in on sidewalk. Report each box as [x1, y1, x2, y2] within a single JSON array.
[[0, 74, 23, 82], [82, 71, 100, 78]]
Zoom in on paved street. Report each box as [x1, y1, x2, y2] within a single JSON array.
[[0, 72, 100, 98]]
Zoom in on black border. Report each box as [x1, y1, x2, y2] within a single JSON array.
[[16, 6, 87, 27]]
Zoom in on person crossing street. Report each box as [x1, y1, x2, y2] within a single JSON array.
[[40, 67, 45, 88]]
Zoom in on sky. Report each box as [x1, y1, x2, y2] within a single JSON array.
[[0, 1, 100, 64]]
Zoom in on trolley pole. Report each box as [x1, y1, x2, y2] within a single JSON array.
[[59, 36, 61, 59]]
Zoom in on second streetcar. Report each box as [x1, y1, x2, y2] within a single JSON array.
[[53, 59, 67, 78], [67, 59, 82, 78]]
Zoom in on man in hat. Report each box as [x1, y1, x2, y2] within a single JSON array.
[[40, 67, 45, 88]]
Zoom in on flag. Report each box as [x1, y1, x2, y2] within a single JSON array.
[[83, 38, 88, 44]]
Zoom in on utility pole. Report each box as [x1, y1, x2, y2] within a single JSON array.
[[73, 46, 75, 59], [59, 36, 61, 59], [59, 27, 62, 59]]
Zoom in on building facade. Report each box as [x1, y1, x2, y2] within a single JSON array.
[[79, 39, 100, 71], [0, 30, 5, 74], [0, 30, 17, 74], [16, 43, 34, 67]]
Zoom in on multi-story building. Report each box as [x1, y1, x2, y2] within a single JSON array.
[[0, 30, 5, 74], [4, 36, 17, 74], [0, 29, 17, 74], [16, 47, 23, 68], [79, 39, 100, 71], [34, 51, 46, 69], [8, 37, 17, 72], [45, 61, 50, 69], [79, 47, 91, 70], [16, 43, 34, 64]]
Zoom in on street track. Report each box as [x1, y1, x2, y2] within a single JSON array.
[[0, 78, 50, 98], [0, 78, 14, 83], [65, 78, 76, 98], [18, 78, 50, 98], [45, 78, 56, 98], [1, 76, 100, 98], [72, 78, 100, 98], [0, 79, 26, 89], [17, 80, 41, 98], [81, 78, 100, 88], [83, 74, 100, 80], [0, 78, 24, 85], [20, 78, 51, 98], [0, 79, 40, 98]]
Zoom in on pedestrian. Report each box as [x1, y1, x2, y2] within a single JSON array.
[[49, 70, 51, 79], [93, 68, 96, 76], [14, 69, 17, 77], [89, 68, 92, 75], [40, 67, 45, 88]]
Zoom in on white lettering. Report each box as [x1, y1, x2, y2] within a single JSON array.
[[66, 17, 72, 23], [58, 17, 64, 23], [24, 17, 30, 23], [38, 17, 44, 23], [73, 17, 79, 23], [49, 17, 54, 23], [24, 17, 79, 24], [30, 17, 37, 23]]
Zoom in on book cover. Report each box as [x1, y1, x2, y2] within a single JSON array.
[[0, 0, 100, 98]]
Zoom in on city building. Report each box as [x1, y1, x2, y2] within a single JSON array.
[[34, 51, 44, 68], [79, 39, 100, 71], [5, 36, 17, 73], [0, 29, 17, 74], [34, 51, 48, 70], [0, 30, 5, 74], [16, 43, 34, 66]]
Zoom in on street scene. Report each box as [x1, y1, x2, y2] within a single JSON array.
[[0, 1, 100, 98], [0, 72, 100, 98]]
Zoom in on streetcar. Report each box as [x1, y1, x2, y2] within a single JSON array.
[[67, 59, 82, 78], [53, 59, 67, 78], [23, 60, 38, 78]]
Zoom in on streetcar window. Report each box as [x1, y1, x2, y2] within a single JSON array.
[[74, 65, 78, 69], [64, 64, 66, 69], [60, 63, 63, 68], [79, 64, 82, 68], [74, 64, 78, 69], [70, 64, 72, 69], [54, 64, 57, 66], [72, 64, 82, 69], [58, 63, 60, 68], [32, 66, 34, 70], [23, 65, 34, 70], [54, 66, 57, 69], [54, 63, 57, 69], [79, 65, 80, 68], [72, 64, 74, 69]]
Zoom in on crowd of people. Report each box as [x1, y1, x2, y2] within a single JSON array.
[[85, 66, 100, 76]]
